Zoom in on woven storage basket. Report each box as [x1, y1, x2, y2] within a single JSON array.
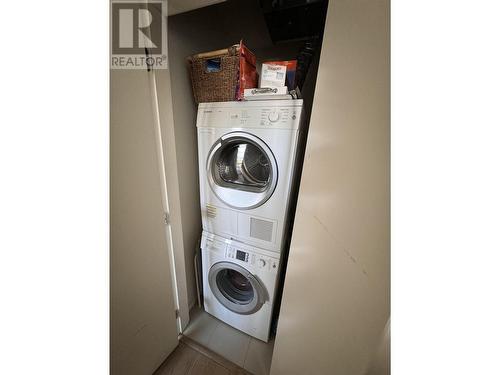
[[188, 42, 257, 103]]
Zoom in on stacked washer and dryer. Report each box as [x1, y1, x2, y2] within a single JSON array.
[[196, 100, 304, 342]]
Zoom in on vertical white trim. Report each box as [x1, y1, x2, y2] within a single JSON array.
[[148, 69, 183, 333], [148, 65, 191, 332]]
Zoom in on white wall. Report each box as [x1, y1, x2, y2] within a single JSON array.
[[270, 0, 390, 374]]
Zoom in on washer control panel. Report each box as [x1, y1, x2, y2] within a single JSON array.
[[227, 246, 251, 262], [226, 246, 279, 272], [206, 237, 227, 252]]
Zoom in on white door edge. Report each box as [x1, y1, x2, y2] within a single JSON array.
[[150, 68, 191, 332]]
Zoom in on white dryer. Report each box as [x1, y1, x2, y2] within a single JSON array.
[[197, 100, 304, 253], [201, 231, 280, 342]]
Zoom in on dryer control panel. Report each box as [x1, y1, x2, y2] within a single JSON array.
[[229, 108, 299, 128], [197, 102, 303, 130]]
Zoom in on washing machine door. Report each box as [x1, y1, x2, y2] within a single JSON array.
[[208, 261, 267, 315], [207, 132, 278, 210]]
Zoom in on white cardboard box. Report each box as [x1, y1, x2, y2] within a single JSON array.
[[259, 63, 287, 88]]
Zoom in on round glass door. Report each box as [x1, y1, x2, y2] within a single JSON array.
[[207, 132, 278, 209], [208, 262, 266, 315]]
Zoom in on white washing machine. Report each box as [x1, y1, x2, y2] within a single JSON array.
[[201, 231, 280, 342], [197, 100, 304, 253]]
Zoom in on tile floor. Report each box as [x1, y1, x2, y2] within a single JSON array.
[[182, 307, 275, 375], [154, 341, 249, 375]]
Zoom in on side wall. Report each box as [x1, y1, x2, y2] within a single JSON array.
[[270, 0, 390, 374]]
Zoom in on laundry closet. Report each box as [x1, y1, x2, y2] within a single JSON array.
[[159, 1, 327, 373], [110, 0, 390, 374]]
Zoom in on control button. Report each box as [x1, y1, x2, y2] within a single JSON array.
[[258, 259, 266, 268], [268, 111, 280, 123]]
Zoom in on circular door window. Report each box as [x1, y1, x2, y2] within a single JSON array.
[[208, 262, 266, 315], [207, 132, 278, 210]]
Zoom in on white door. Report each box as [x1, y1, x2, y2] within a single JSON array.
[[111, 69, 178, 375]]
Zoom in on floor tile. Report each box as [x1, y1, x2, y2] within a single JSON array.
[[155, 343, 199, 375], [184, 308, 220, 347], [207, 322, 251, 367], [243, 338, 274, 375], [189, 355, 231, 375]]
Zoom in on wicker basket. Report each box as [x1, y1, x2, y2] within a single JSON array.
[[188, 42, 257, 103]]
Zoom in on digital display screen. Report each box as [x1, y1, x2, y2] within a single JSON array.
[[236, 250, 246, 261]]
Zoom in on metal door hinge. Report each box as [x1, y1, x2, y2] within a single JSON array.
[[175, 309, 180, 319], [164, 212, 170, 225]]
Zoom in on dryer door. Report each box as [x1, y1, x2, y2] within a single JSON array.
[[208, 261, 267, 315], [207, 132, 278, 210]]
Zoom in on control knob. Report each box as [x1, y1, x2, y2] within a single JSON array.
[[258, 259, 266, 268], [268, 111, 280, 123]]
